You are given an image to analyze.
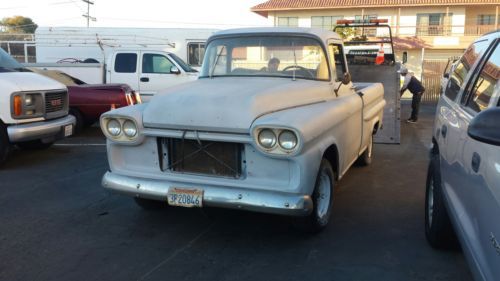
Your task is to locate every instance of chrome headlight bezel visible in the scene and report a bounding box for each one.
[253,127,301,155]
[101,116,140,143]
[10,92,44,119]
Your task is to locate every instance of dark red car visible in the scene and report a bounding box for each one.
[28,68,141,132]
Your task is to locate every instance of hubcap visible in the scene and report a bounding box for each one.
[316,171,332,220]
[427,177,435,227]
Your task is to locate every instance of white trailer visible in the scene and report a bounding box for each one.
[34,27,218,67]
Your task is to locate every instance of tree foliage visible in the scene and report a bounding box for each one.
[1,16,38,33]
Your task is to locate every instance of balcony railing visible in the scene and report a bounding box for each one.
[395,24,497,37]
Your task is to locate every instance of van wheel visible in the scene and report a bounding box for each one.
[134,197,167,210]
[69,108,84,134]
[357,134,373,166]
[0,123,10,165]
[294,159,335,233]
[425,154,458,249]
[17,140,54,150]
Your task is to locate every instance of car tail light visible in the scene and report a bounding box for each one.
[125,93,134,105]
[14,96,22,116]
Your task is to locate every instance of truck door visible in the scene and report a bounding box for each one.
[138,51,195,102]
[328,41,362,170]
[108,52,140,92]
[456,42,500,280]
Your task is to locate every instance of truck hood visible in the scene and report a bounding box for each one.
[143,77,332,133]
[0,72,66,93]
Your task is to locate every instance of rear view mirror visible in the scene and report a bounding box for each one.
[468,107,500,146]
[170,66,181,75]
[342,72,351,85]
[402,52,408,64]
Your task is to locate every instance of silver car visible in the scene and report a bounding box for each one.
[425,30,500,281]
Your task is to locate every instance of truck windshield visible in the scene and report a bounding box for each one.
[0,48,23,72]
[199,36,330,81]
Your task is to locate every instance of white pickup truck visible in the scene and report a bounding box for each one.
[25,50,199,102]
[100,27,387,232]
[0,48,75,165]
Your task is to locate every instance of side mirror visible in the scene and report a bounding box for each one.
[443,73,450,79]
[468,107,500,146]
[402,52,408,64]
[342,72,351,85]
[170,66,181,75]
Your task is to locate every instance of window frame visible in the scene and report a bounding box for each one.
[461,39,500,115]
[187,42,205,67]
[141,53,175,74]
[328,41,347,82]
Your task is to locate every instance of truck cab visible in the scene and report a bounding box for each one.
[0,48,75,165]
[107,50,199,102]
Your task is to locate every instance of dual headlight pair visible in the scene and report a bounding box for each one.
[105,117,138,140]
[255,128,299,154]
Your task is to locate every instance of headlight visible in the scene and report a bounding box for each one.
[107,119,121,136]
[122,120,137,137]
[258,129,277,149]
[24,95,33,106]
[278,130,297,150]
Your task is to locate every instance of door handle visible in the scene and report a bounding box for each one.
[441,125,447,138]
[471,152,481,173]
[140,77,149,82]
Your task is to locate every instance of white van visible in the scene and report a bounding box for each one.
[0,48,75,165]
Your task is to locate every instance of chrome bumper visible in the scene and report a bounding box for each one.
[102,172,313,217]
[7,115,76,143]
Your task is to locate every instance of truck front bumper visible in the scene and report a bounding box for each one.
[102,172,313,217]
[7,115,76,143]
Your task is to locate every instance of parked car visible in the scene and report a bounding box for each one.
[28,68,141,132]
[425,30,499,280]
[26,50,199,102]
[99,27,387,232]
[0,48,75,165]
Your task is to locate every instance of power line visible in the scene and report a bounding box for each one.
[81,0,96,28]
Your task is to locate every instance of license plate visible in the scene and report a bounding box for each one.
[64,124,73,137]
[167,188,203,208]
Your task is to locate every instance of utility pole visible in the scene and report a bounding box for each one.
[82,0,96,28]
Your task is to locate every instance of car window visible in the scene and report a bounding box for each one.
[142,53,174,74]
[444,40,489,101]
[329,44,346,82]
[114,53,137,73]
[464,42,500,113]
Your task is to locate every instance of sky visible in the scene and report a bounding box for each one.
[0,0,271,29]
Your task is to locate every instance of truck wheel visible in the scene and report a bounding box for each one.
[425,154,458,249]
[294,159,335,233]
[0,123,10,165]
[356,134,373,166]
[69,108,84,134]
[134,197,167,210]
[17,140,54,150]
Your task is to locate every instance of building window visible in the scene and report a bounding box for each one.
[477,14,496,25]
[417,13,452,36]
[187,42,205,66]
[311,16,343,30]
[277,17,298,27]
[353,15,378,36]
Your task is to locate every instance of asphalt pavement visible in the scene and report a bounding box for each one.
[0,102,473,281]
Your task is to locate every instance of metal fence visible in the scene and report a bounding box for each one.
[421,59,449,104]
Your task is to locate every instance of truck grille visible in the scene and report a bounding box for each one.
[158,138,242,178]
[44,90,68,119]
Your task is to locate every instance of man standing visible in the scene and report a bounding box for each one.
[399,66,425,123]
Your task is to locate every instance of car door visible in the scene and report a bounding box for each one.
[437,39,490,221]
[138,52,193,102]
[109,52,140,91]
[458,40,500,280]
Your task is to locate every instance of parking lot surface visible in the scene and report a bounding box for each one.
[0,103,472,281]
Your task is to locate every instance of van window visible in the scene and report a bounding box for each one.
[464,42,500,113]
[444,40,489,101]
[114,53,137,73]
[142,54,174,74]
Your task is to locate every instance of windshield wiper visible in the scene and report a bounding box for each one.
[210,46,225,79]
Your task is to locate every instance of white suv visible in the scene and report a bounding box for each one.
[425,31,499,281]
